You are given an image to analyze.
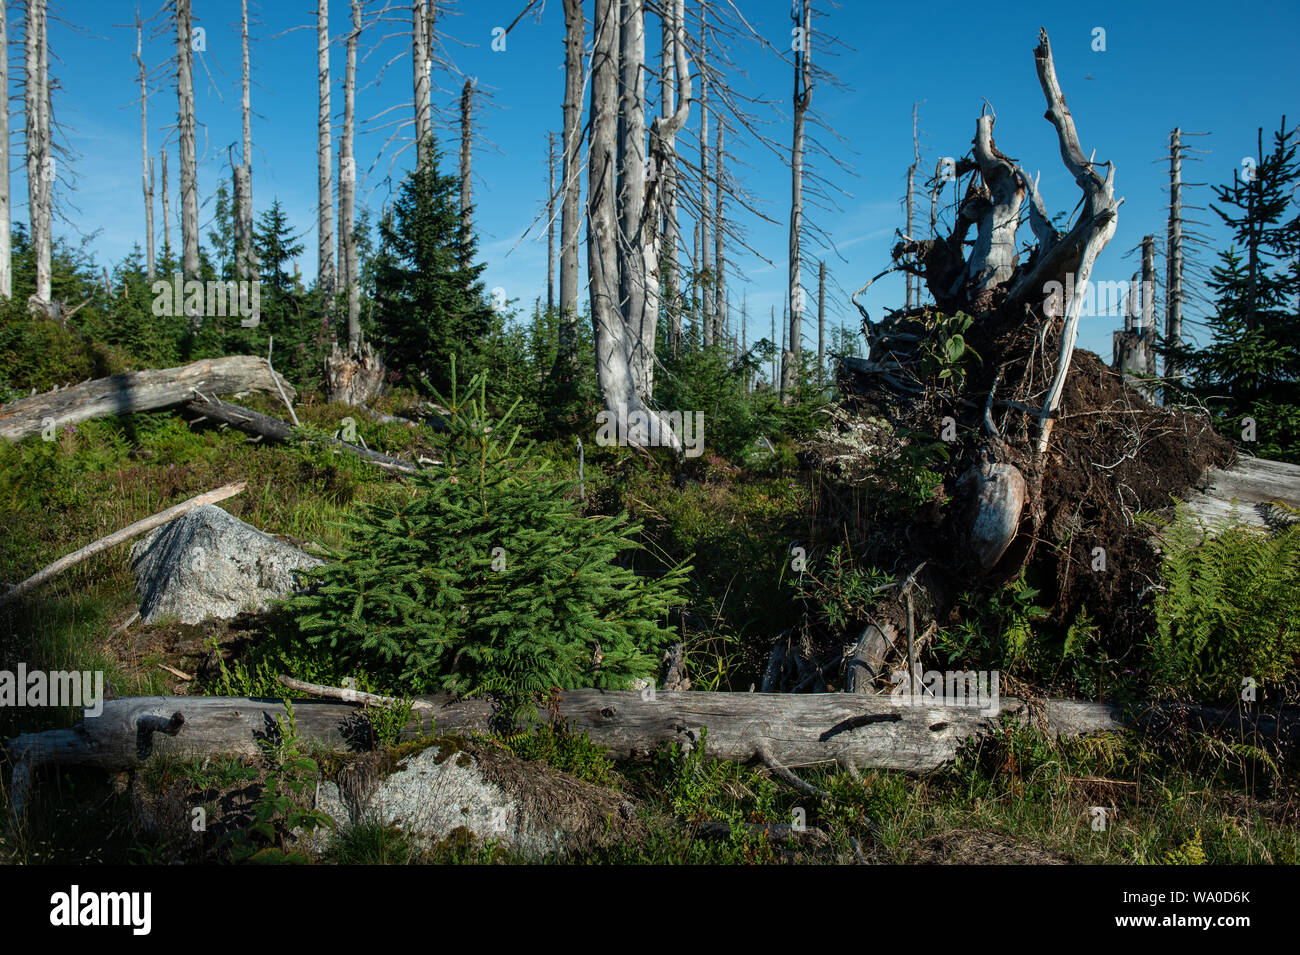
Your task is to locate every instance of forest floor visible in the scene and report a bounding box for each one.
[1,379,1297,865]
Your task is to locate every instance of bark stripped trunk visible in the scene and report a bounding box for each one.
[770,306,777,386]
[0,3,10,299]
[636,0,689,396]
[547,130,555,313]
[25,0,51,309]
[556,0,583,368]
[459,77,474,269]
[588,0,680,454]
[905,101,921,310]
[781,0,811,402]
[134,19,155,283]
[316,2,335,308]
[160,149,171,261]
[660,5,681,358]
[339,0,361,348]
[1165,127,1184,384]
[697,6,712,347]
[618,0,650,397]
[0,356,293,442]
[236,0,255,283]
[16,691,1290,798]
[176,0,199,282]
[325,2,382,414]
[817,259,825,379]
[713,120,726,343]
[411,0,432,170]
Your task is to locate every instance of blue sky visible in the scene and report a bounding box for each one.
[23,0,1300,366]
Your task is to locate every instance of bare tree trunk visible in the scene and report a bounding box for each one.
[1165,127,1183,385]
[133,21,155,283]
[25,0,51,308]
[175,0,199,281]
[324,0,381,406]
[316,2,335,308]
[613,0,644,394]
[459,77,474,268]
[660,6,681,359]
[0,3,10,299]
[770,305,776,387]
[781,299,787,364]
[713,120,726,343]
[698,5,712,347]
[340,0,361,347]
[634,0,689,398]
[160,149,171,262]
[236,0,255,282]
[547,130,555,313]
[411,0,431,170]
[817,259,825,380]
[588,0,680,454]
[906,102,921,310]
[781,0,811,402]
[557,0,583,368]
[741,295,748,392]
[692,217,700,336]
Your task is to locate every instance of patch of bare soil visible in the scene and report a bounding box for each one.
[906,827,1075,865]
[107,610,270,692]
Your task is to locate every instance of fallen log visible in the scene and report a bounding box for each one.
[0,482,246,606]
[1182,455,1300,530]
[8,690,1296,781]
[184,393,425,474]
[0,356,294,442]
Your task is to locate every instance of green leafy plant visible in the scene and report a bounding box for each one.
[1163,830,1207,865]
[934,576,1050,672]
[914,311,982,389]
[224,702,336,864]
[1147,509,1300,702]
[794,544,891,634]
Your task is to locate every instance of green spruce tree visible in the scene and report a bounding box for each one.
[283,363,690,700]
[374,145,495,395]
[1173,118,1300,462]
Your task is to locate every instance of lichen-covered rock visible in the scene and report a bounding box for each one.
[306,739,639,860]
[129,504,322,624]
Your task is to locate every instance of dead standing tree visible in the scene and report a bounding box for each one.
[588,0,690,453]
[235,0,256,283]
[131,14,156,283]
[838,29,1132,692]
[316,1,336,310]
[555,0,584,371]
[0,3,11,299]
[325,0,384,405]
[781,0,811,403]
[175,0,199,282]
[25,0,52,310]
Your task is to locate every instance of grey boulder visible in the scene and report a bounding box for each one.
[305,740,639,860]
[129,503,323,624]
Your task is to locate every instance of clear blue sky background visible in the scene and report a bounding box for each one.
[25,0,1300,367]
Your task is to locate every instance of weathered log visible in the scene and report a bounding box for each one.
[0,356,295,442]
[184,393,425,474]
[8,692,1295,785]
[0,482,246,606]
[1182,455,1300,530]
